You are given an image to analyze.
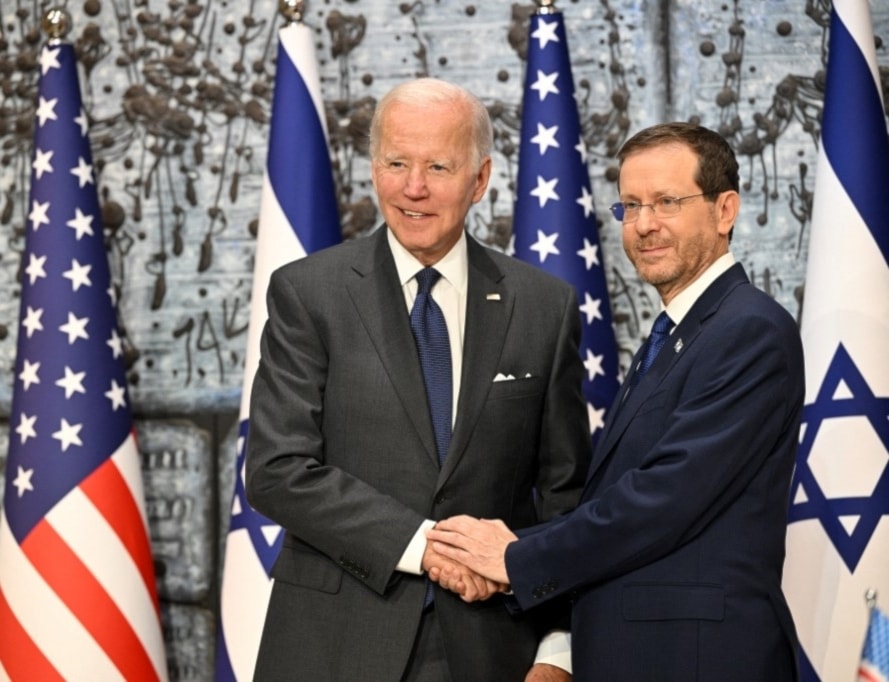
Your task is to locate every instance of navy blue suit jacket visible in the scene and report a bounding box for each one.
[506,263,804,681]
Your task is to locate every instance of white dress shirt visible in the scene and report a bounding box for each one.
[386,229,571,671]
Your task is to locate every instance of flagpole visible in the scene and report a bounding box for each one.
[280,0,304,23]
[866,589,877,612]
[41,6,70,39]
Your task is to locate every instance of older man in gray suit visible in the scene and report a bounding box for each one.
[245,78,591,681]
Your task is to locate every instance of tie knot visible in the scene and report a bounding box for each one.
[415,267,442,295]
[650,311,672,336]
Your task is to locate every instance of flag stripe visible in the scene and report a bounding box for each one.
[47,482,166,677]
[24,519,159,681]
[267,24,340,254]
[217,531,273,678]
[820,7,889,262]
[111,432,151,529]
[239,178,307,404]
[0,515,122,680]
[858,667,884,682]
[80,444,159,613]
[0,582,63,681]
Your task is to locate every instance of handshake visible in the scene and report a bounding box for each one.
[422,515,518,603]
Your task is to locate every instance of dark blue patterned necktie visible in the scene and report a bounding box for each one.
[410,268,452,466]
[635,311,673,381]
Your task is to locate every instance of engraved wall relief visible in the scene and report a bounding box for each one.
[0,0,886,677]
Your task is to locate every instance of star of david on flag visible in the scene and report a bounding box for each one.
[782,1,889,680]
[215,19,341,682]
[0,39,167,680]
[512,8,620,443]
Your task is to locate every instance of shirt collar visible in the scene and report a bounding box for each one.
[664,251,735,326]
[387,228,468,295]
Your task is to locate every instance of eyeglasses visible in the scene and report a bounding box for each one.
[609,193,709,223]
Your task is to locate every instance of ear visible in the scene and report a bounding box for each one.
[716,190,740,237]
[471,157,493,204]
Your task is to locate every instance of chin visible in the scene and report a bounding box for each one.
[640,268,677,288]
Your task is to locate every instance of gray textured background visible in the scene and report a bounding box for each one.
[1,0,887,678]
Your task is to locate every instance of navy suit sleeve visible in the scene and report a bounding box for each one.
[505,295,804,610]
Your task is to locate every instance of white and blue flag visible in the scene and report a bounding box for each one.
[783,1,889,679]
[215,20,341,681]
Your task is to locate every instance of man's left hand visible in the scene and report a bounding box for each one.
[426,515,516,584]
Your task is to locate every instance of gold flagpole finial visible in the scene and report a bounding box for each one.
[279,0,305,24]
[535,0,557,15]
[41,7,72,42]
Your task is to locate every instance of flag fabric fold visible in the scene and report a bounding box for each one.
[215,21,341,681]
[512,9,620,442]
[783,0,889,679]
[0,41,167,681]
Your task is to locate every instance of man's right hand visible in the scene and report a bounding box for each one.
[422,542,507,602]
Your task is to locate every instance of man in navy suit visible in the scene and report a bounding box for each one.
[245,78,590,681]
[429,122,804,681]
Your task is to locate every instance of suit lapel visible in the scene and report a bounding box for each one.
[585,263,750,487]
[346,229,440,466]
[439,237,511,483]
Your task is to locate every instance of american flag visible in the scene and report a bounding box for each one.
[782,0,889,679]
[215,20,341,681]
[512,8,620,442]
[0,41,167,680]
[860,597,889,682]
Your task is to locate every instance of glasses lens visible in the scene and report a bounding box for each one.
[655,197,680,216]
[609,203,625,221]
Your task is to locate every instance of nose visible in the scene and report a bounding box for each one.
[403,166,429,199]
[633,206,660,235]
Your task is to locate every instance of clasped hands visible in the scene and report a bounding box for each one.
[423,515,517,603]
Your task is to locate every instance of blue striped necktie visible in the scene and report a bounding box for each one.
[410,268,452,466]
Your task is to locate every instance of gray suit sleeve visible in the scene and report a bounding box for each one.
[245,266,426,596]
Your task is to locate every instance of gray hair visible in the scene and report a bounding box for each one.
[368,78,493,171]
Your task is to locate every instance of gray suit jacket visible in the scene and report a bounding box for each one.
[245,227,591,681]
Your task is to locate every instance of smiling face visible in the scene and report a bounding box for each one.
[619,142,739,304]
[371,98,491,266]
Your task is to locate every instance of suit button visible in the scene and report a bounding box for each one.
[434,491,450,505]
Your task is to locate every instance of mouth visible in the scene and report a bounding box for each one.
[638,243,670,257]
[401,209,429,219]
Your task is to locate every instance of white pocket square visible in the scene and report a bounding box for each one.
[493,372,533,382]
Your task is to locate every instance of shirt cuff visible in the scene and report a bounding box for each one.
[534,630,571,673]
[396,519,436,575]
